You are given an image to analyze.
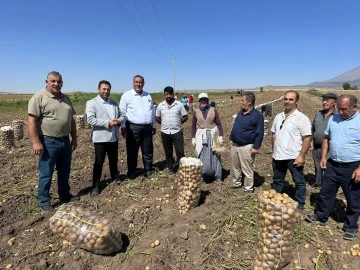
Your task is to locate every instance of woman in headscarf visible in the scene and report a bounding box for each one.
[191,93,224,182]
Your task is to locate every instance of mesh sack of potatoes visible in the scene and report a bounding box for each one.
[49,204,123,255]
[254,190,301,270]
[1,126,15,149]
[75,115,86,130]
[11,120,24,140]
[177,157,203,215]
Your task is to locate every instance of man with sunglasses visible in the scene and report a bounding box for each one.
[270,90,312,209]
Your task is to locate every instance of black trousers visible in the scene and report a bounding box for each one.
[93,141,119,187]
[160,131,185,170]
[316,159,360,233]
[126,121,153,176]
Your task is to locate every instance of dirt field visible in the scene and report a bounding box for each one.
[1,90,360,270]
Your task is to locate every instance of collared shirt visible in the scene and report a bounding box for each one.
[271,109,312,160]
[102,98,117,142]
[156,100,187,134]
[230,108,264,149]
[119,89,155,128]
[28,89,75,137]
[325,112,360,162]
[312,109,337,147]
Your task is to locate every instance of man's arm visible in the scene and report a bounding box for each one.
[70,117,78,151]
[294,135,312,167]
[271,132,275,152]
[320,135,330,169]
[156,116,161,124]
[27,114,43,155]
[181,115,188,124]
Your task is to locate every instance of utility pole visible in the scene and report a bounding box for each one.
[170,57,179,91]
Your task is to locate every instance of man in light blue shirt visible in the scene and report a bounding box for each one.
[119,75,156,178]
[306,94,360,241]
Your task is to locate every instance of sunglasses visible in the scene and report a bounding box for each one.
[280,119,285,130]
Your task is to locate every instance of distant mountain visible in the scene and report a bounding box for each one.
[308,66,360,88]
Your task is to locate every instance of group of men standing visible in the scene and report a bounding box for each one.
[27,72,189,210]
[27,71,360,241]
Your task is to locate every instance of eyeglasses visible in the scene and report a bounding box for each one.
[280,119,285,130]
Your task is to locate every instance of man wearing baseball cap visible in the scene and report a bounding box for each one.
[311,93,337,187]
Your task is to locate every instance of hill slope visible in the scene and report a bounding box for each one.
[308,66,360,88]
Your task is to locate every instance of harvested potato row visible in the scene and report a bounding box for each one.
[176,157,203,215]
[75,115,86,130]
[254,189,300,270]
[11,120,24,140]
[49,204,123,255]
[1,126,14,149]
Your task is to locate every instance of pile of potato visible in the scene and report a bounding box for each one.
[1,126,14,149]
[254,190,301,270]
[49,204,123,255]
[176,157,203,215]
[11,120,24,140]
[75,115,86,130]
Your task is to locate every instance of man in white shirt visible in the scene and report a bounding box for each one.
[271,90,312,209]
[156,86,188,174]
[86,80,124,195]
[119,75,156,178]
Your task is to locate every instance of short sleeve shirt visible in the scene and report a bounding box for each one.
[156,100,187,134]
[28,89,76,137]
[271,109,312,160]
[325,112,360,162]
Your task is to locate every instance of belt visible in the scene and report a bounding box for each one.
[329,158,359,166]
[127,121,151,127]
[43,135,69,141]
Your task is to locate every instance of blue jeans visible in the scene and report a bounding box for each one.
[316,159,360,233]
[271,159,306,207]
[38,136,72,206]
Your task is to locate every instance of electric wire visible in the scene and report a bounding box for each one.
[150,0,175,58]
[130,0,171,59]
[114,0,168,61]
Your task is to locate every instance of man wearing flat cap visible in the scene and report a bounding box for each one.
[311,93,337,187]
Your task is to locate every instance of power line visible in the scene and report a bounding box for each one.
[150,0,174,58]
[114,0,167,61]
[130,0,171,59]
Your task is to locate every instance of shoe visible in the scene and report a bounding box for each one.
[297,204,305,210]
[90,187,99,196]
[215,178,222,185]
[40,204,54,212]
[144,171,153,179]
[305,214,326,226]
[60,195,80,203]
[230,183,242,189]
[244,188,254,193]
[343,232,357,241]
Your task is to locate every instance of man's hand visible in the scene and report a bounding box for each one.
[352,167,360,183]
[218,136,224,146]
[32,142,44,155]
[71,137,77,152]
[250,148,259,154]
[320,158,327,169]
[192,138,196,147]
[152,128,156,135]
[294,155,305,167]
[109,120,118,127]
[121,128,127,138]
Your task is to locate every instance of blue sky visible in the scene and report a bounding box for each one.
[1,0,359,93]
